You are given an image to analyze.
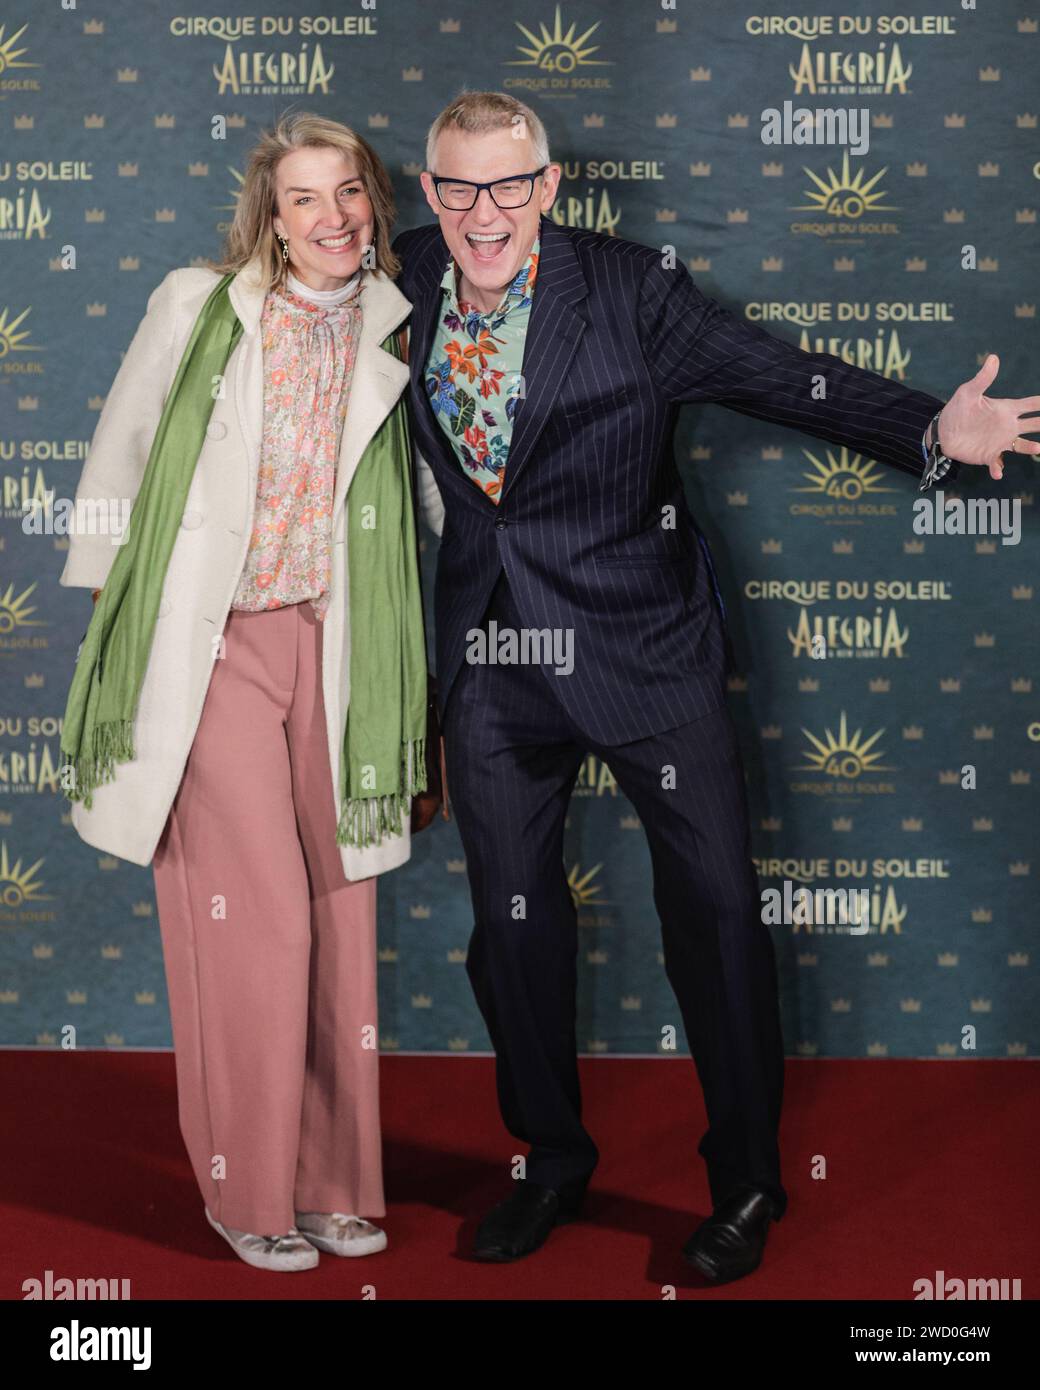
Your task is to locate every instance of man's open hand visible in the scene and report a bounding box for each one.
[937,354,1040,481]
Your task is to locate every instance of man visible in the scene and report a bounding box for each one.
[392,91,1038,1282]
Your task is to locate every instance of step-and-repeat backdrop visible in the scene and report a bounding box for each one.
[1,1,1036,1057]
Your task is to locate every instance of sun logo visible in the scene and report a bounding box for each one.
[508,5,612,72]
[217,165,245,215]
[0,580,43,636]
[0,304,42,361]
[0,842,50,908]
[795,714,895,779]
[791,152,897,219]
[792,447,895,501]
[0,22,41,78]
[567,861,610,908]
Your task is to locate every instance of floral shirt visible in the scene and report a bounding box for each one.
[424,234,539,503]
[232,278,363,617]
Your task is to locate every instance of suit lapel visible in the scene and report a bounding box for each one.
[404,230,472,484]
[499,216,588,503]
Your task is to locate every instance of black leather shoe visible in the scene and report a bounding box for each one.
[472,1180,585,1262]
[682,1186,776,1285]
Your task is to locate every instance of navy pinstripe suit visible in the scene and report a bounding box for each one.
[393,214,947,1215]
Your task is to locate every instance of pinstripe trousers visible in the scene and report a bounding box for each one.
[443,571,787,1219]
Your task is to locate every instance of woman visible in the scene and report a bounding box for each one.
[59,112,442,1271]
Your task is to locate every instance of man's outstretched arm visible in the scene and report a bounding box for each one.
[638,259,1038,487]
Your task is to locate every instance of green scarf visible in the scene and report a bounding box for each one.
[60,271,427,850]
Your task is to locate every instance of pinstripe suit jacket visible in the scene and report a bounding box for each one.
[393,214,947,745]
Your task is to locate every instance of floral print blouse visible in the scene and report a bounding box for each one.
[425,234,540,503]
[232,274,363,618]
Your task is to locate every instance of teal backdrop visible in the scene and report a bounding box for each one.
[0,0,1036,1058]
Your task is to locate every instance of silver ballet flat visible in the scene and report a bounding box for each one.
[294,1211,388,1257]
[205,1205,319,1271]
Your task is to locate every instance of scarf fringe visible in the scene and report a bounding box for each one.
[63,719,136,809]
[336,736,428,849]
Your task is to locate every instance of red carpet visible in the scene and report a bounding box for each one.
[2,1053,1035,1300]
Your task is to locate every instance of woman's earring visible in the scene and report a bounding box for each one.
[277,234,289,262]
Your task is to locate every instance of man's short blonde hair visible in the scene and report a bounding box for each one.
[425,90,551,173]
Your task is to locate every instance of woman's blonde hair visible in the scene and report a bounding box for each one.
[207,109,400,289]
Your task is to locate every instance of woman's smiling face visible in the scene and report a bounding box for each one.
[272,145,375,292]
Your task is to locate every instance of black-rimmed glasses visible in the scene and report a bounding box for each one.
[430,167,548,211]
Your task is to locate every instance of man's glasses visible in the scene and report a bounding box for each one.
[430,167,548,212]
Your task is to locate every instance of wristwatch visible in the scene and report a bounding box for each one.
[919,408,955,491]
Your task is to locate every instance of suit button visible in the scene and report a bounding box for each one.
[206,419,227,441]
[181,510,203,529]
[494,518,507,530]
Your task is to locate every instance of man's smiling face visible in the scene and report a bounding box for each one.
[421,125,560,315]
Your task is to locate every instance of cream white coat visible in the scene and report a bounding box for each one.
[61,254,444,880]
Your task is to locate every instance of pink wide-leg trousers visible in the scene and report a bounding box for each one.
[152,602,384,1234]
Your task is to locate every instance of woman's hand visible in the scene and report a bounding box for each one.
[410,736,451,832]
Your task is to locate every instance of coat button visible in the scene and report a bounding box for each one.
[495,518,507,530]
[181,510,203,529]
[206,419,227,441]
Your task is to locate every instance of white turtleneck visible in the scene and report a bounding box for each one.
[286,268,361,306]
